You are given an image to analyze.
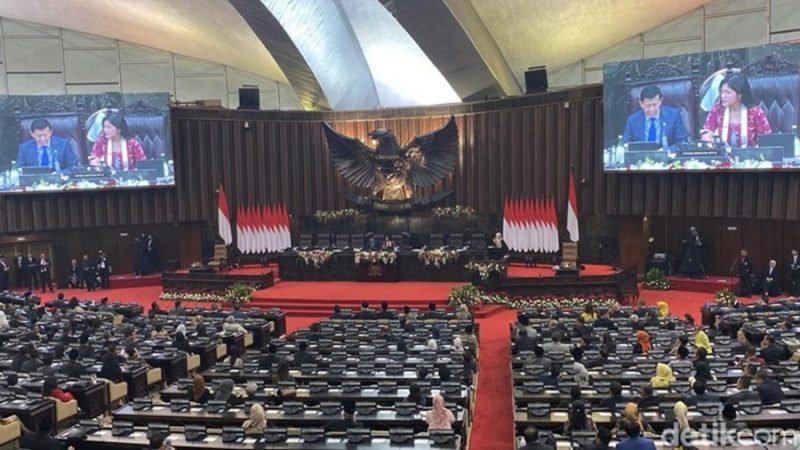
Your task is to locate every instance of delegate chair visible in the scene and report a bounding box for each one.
[206,244,228,271]
[119,100,170,159]
[744,54,800,133]
[430,233,445,248]
[335,234,351,249]
[299,234,314,249]
[449,233,464,249]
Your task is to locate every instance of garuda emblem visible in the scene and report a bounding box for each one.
[322,116,458,202]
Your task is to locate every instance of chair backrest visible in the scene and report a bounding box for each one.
[449,233,463,248]
[299,234,314,248]
[469,232,486,250]
[629,76,697,136]
[120,100,170,159]
[17,109,83,162]
[430,233,444,248]
[744,55,800,133]
[335,234,351,249]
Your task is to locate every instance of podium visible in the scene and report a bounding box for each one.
[555,242,580,276]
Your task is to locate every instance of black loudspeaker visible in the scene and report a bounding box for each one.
[238,86,260,110]
[525,66,548,94]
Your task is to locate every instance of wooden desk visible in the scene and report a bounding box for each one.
[145,352,187,384]
[113,404,465,431]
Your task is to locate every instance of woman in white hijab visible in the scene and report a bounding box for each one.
[243,403,267,435]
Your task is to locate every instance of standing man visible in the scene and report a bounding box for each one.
[736,250,754,297]
[14,252,26,289]
[147,234,159,273]
[622,85,689,149]
[0,254,9,291]
[788,249,800,296]
[96,251,111,289]
[25,252,39,290]
[679,227,705,279]
[82,255,96,292]
[38,253,53,293]
[763,260,780,297]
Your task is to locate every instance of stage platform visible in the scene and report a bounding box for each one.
[108,273,162,289]
[248,281,482,316]
[506,263,617,278]
[666,275,738,293]
[162,265,274,291]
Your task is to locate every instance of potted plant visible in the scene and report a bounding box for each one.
[226,283,255,306]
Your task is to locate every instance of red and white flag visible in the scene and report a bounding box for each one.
[502,197,511,250]
[236,205,245,253]
[217,184,232,245]
[280,204,291,250]
[567,173,580,242]
[548,198,559,252]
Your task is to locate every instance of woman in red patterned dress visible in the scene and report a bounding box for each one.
[89,113,146,171]
[701,73,771,149]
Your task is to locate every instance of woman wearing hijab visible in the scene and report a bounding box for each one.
[215,379,244,406]
[695,330,713,354]
[425,395,455,431]
[672,401,697,449]
[656,301,670,319]
[650,363,674,389]
[243,403,267,435]
[452,337,464,354]
[190,375,211,404]
[223,316,246,334]
[99,347,123,383]
[173,332,192,354]
[623,402,653,434]
[563,400,596,436]
[455,305,471,321]
[600,332,616,354]
[0,307,9,330]
[635,330,651,354]
[427,338,438,351]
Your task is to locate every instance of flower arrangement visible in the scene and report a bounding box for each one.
[226,283,255,306]
[190,261,203,268]
[714,288,739,307]
[297,249,335,268]
[447,284,482,308]
[313,209,360,224]
[354,250,397,265]
[159,290,228,303]
[446,284,618,310]
[433,205,476,220]
[418,248,460,268]
[643,268,671,290]
[465,261,506,281]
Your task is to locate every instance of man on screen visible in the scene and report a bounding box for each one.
[16,118,78,173]
[623,85,688,149]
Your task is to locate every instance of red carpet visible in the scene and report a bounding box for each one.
[507,263,616,278]
[666,275,737,293]
[469,309,516,450]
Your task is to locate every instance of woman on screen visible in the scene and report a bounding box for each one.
[701,73,771,148]
[89,113,146,171]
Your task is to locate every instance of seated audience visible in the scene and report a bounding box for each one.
[538,364,561,387]
[190,374,211,404]
[43,376,74,402]
[650,362,674,388]
[616,418,656,450]
[325,401,362,432]
[563,400,596,435]
[685,380,718,407]
[595,381,626,411]
[61,349,87,378]
[519,425,554,450]
[376,301,397,319]
[242,403,267,435]
[354,302,375,320]
[425,394,455,431]
[637,385,663,410]
[755,368,785,405]
[724,376,759,406]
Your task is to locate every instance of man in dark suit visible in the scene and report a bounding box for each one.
[375,301,397,320]
[514,328,537,353]
[16,118,78,174]
[0,254,9,291]
[755,368,785,405]
[96,250,111,289]
[25,252,38,290]
[324,401,363,432]
[788,249,800,296]
[13,252,26,289]
[353,302,375,320]
[81,255,96,292]
[61,349,87,378]
[518,426,554,450]
[736,249,754,297]
[684,380,719,407]
[760,334,788,366]
[762,259,780,297]
[38,253,53,293]
[622,85,688,150]
[724,376,760,407]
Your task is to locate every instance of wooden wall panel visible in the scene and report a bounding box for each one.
[0,83,797,259]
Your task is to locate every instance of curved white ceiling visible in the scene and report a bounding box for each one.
[470,0,712,86]
[0,0,288,83]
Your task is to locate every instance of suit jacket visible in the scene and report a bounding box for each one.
[622,105,688,149]
[16,135,77,173]
[764,266,779,282]
[737,257,753,277]
[616,436,657,450]
[789,255,800,276]
[14,256,25,270]
[757,379,785,405]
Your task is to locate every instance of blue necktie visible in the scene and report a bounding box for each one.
[647,118,657,142]
[40,146,49,167]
